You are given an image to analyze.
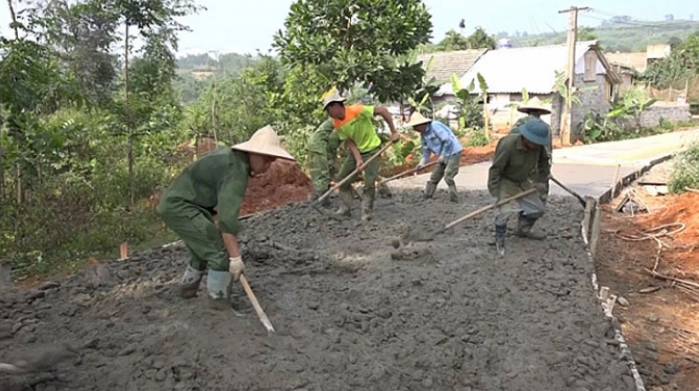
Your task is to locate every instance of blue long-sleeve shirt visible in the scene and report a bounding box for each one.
[420,121,463,164]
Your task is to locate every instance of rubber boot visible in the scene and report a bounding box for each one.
[361,193,374,223]
[178,266,204,299]
[206,270,232,311]
[448,184,458,203]
[423,182,437,200]
[335,190,353,217]
[495,224,506,256]
[516,212,547,240]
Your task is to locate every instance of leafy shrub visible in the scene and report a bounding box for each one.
[669,143,699,193]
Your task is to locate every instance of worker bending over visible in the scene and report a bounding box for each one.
[509,97,553,204]
[323,90,399,222]
[307,118,341,206]
[157,126,296,310]
[488,118,551,256]
[406,112,463,202]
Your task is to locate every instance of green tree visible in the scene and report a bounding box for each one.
[466,26,496,50]
[272,0,433,103]
[436,29,470,51]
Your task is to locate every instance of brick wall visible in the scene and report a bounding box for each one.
[628,102,692,128]
[572,74,611,141]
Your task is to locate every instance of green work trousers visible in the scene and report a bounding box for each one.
[158,201,229,272]
[308,130,341,192]
[428,153,461,187]
[494,178,546,227]
[336,146,381,204]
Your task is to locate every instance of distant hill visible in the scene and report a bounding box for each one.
[176,52,259,76]
[505,20,699,52]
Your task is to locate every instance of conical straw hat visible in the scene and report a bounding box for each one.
[517,97,551,114]
[405,112,431,128]
[232,125,296,161]
[322,91,347,109]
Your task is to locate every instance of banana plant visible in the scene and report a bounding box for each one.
[476,72,490,141]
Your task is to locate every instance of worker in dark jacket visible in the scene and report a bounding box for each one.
[488,118,551,257]
[157,125,295,310]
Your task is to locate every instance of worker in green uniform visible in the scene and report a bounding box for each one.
[307,118,341,206]
[509,97,553,205]
[156,125,296,310]
[488,118,551,257]
[322,90,400,222]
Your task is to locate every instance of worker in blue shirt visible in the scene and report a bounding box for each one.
[406,112,463,202]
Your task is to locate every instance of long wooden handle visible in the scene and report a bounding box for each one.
[378,160,440,185]
[239,274,275,333]
[550,176,585,204]
[316,142,394,203]
[436,188,538,234]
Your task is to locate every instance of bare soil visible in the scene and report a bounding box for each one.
[2,191,636,391]
[594,159,699,390]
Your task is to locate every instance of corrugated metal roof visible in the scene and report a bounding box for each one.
[415,49,487,84]
[436,40,602,96]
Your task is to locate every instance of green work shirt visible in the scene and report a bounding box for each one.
[332,104,381,153]
[160,147,249,235]
[487,133,550,197]
[307,119,336,154]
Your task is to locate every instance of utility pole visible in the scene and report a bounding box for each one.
[558,6,590,146]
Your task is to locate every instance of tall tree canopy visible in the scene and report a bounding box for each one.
[272,0,433,103]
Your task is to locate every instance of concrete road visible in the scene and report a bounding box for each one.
[391,129,699,201]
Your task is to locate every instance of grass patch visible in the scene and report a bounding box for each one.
[462,129,490,147]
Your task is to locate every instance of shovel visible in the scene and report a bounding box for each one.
[311,142,394,217]
[550,176,586,207]
[377,161,440,187]
[393,188,538,248]
[239,274,275,334]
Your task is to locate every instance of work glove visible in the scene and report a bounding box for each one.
[228,256,245,281]
[437,155,446,165]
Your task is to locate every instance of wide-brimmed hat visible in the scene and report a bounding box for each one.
[405,112,431,128]
[519,118,550,146]
[232,125,296,161]
[322,90,347,109]
[517,97,551,114]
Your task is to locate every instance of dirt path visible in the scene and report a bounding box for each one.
[595,159,699,390]
[2,190,636,391]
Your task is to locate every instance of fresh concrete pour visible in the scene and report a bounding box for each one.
[1,190,637,390]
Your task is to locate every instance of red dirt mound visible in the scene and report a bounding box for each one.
[619,191,699,271]
[241,159,313,215]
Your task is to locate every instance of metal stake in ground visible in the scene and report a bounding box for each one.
[392,188,538,248]
[311,142,394,217]
[238,274,275,333]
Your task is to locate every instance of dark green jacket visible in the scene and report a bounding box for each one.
[488,133,550,197]
[159,147,249,235]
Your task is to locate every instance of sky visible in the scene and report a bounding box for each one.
[2,0,698,57]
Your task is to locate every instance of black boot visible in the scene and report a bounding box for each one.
[495,224,506,256]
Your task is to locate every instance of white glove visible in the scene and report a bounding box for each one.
[229,256,245,281]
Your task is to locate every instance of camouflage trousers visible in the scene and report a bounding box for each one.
[337,146,382,206]
[307,129,341,192]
